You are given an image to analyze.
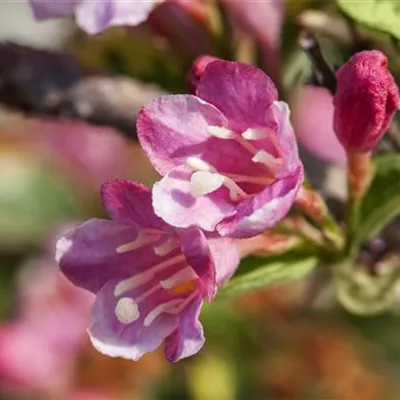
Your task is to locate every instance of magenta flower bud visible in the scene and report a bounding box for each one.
[333,50,400,152]
[187,55,220,94]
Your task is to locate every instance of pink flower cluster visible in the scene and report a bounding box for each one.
[55,59,303,363]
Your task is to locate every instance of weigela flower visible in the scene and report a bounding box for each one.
[221,0,284,80]
[28,0,161,34]
[0,257,92,397]
[333,50,400,152]
[56,179,239,362]
[138,60,303,238]
[291,85,346,165]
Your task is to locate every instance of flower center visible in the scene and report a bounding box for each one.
[186,126,283,201]
[113,242,198,327]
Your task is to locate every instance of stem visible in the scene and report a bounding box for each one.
[298,30,337,95]
[296,185,344,251]
[346,151,374,257]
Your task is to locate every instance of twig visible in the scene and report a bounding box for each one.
[0,42,164,137]
[298,31,337,95]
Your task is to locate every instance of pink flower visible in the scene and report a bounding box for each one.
[333,50,400,152]
[138,60,303,238]
[221,0,284,81]
[0,257,92,397]
[291,85,346,165]
[28,0,161,34]
[56,179,239,362]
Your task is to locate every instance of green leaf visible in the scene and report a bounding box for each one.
[353,154,400,251]
[218,253,318,298]
[337,0,400,40]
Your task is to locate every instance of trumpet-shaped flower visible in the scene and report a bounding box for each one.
[138,60,303,238]
[28,0,160,34]
[56,179,239,362]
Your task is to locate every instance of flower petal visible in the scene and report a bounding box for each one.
[207,237,240,288]
[101,179,170,231]
[56,219,175,293]
[164,295,204,362]
[75,0,157,34]
[137,94,227,175]
[217,167,303,238]
[178,227,216,301]
[152,166,236,232]
[28,0,79,19]
[290,86,346,165]
[197,60,278,132]
[272,101,304,177]
[88,280,178,361]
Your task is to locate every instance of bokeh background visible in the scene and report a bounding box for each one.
[0,1,400,399]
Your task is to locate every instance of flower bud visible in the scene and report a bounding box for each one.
[187,55,220,94]
[333,50,400,152]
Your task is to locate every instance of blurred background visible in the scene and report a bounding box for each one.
[0,1,400,399]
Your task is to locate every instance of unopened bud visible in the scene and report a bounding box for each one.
[187,55,220,94]
[333,50,400,152]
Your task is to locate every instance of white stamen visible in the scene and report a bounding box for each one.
[114,254,186,297]
[208,125,235,139]
[160,267,196,290]
[166,291,199,315]
[153,237,179,256]
[115,297,140,324]
[223,176,249,201]
[143,299,182,327]
[252,150,283,174]
[135,282,162,303]
[185,157,215,172]
[224,172,273,186]
[116,231,160,254]
[190,171,225,197]
[234,134,259,155]
[241,128,271,140]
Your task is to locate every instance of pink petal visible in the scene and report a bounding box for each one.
[290,85,346,165]
[137,94,227,175]
[197,60,278,132]
[101,179,170,231]
[273,101,304,176]
[207,237,240,288]
[178,227,216,301]
[164,295,204,362]
[152,166,236,232]
[88,279,178,360]
[217,168,303,238]
[56,218,168,293]
[28,0,79,19]
[76,0,158,34]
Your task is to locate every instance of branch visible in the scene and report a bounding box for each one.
[298,31,337,95]
[0,43,164,137]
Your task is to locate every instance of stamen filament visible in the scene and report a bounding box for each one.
[167,290,199,315]
[143,299,182,327]
[114,254,186,297]
[153,237,179,256]
[116,232,160,254]
[224,172,274,185]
